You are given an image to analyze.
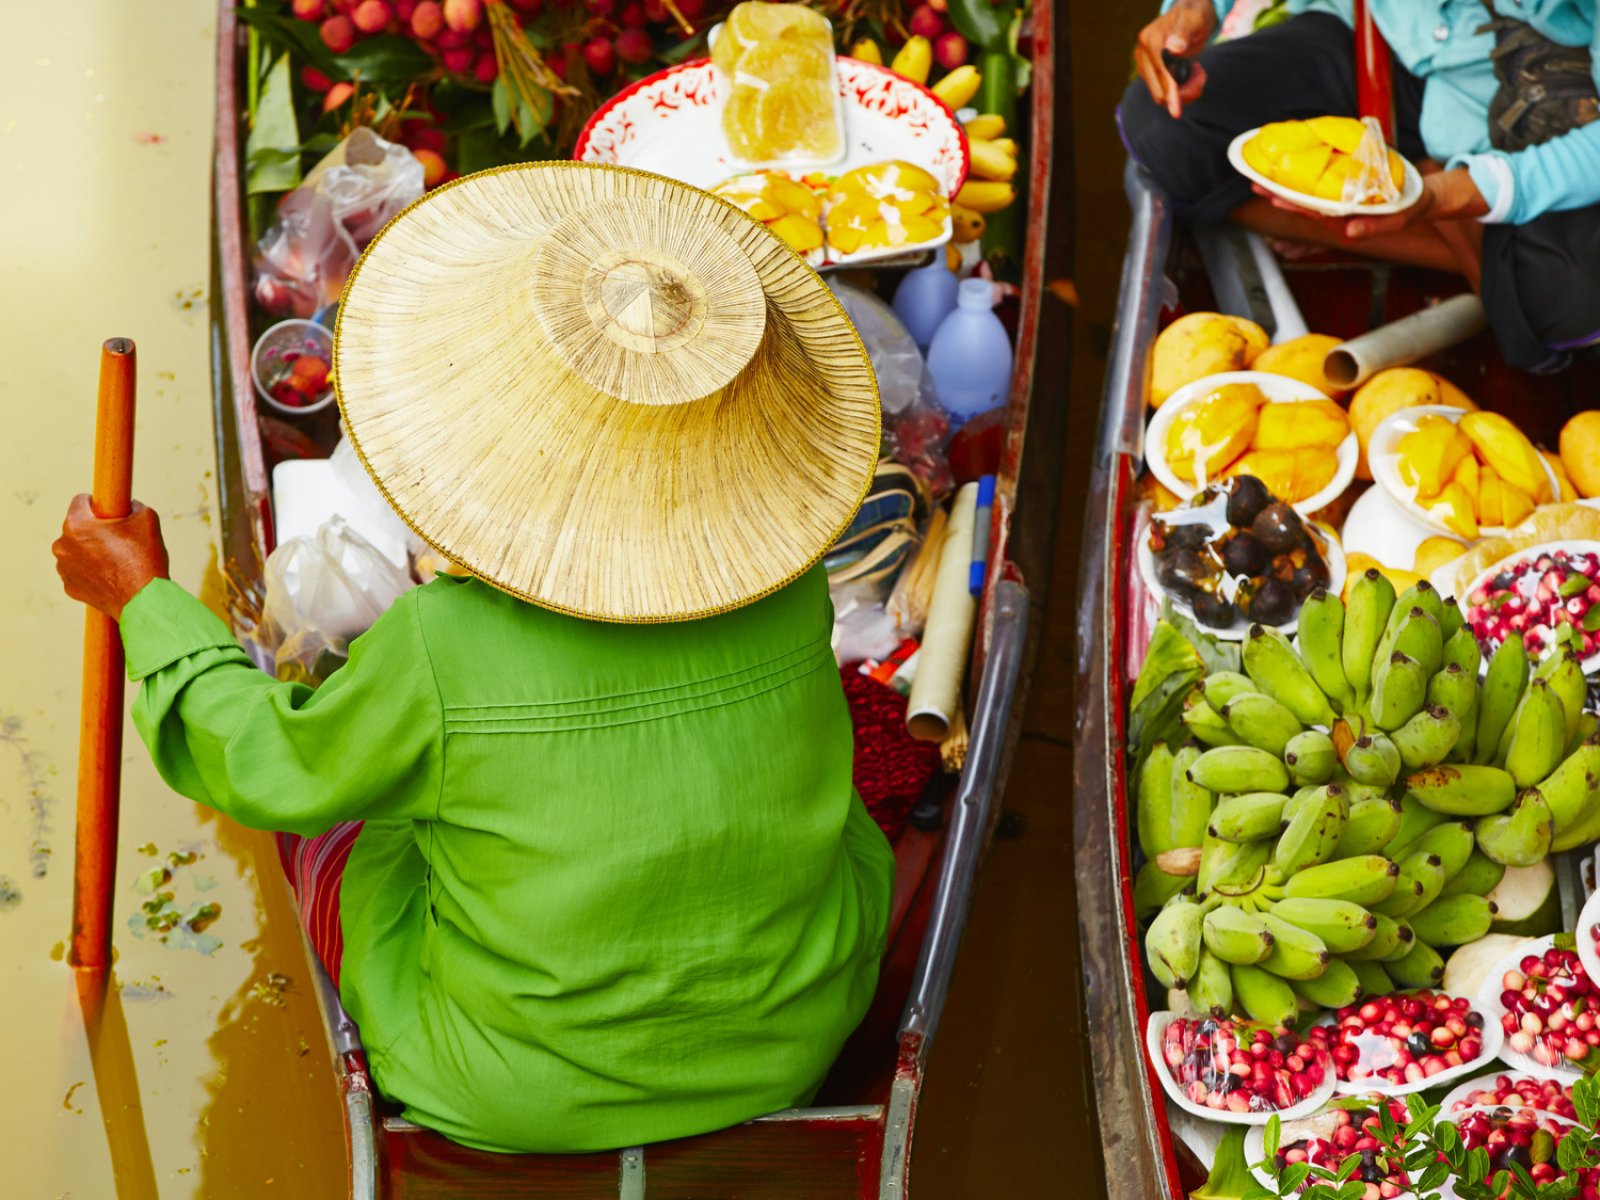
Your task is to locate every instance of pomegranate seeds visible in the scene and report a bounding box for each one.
[1467,548,1600,659]
[1497,945,1600,1072]
[1305,991,1490,1089]
[1160,1017,1331,1116]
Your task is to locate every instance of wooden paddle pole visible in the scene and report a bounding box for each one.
[70,338,137,972]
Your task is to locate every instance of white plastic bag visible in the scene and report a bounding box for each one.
[1348,116,1402,207]
[262,516,415,682]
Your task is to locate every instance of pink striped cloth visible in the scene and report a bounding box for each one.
[275,822,362,988]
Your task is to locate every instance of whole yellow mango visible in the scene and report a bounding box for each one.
[1251,334,1349,399]
[1252,399,1350,452]
[1559,411,1600,498]
[1349,368,1477,480]
[1149,313,1269,408]
[1164,382,1266,483]
[1457,411,1547,498]
[1413,536,1467,576]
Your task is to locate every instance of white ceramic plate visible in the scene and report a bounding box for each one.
[1145,371,1357,515]
[1145,1011,1338,1126]
[1316,997,1504,1097]
[1243,1096,1413,1196]
[1476,935,1590,1084]
[1439,1069,1574,1119]
[1227,127,1425,218]
[1578,889,1600,1012]
[573,57,967,269]
[1369,405,1561,543]
[1338,483,1442,578]
[1458,540,1600,673]
[1135,505,1347,641]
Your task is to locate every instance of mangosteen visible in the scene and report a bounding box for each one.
[1191,592,1237,630]
[1291,557,1331,599]
[1156,548,1213,603]
[1163,522,1212,552]
[1252,502,1306,555]
[1244,579,1296,627]
[1225,475,1271,527]
[1221,532,1269,578]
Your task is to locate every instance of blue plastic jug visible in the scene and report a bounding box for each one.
[891,259,959,350]
[926,278,1013,427]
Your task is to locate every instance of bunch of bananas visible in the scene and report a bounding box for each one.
[1138,569,1600,1029]
[848,41,1019,248]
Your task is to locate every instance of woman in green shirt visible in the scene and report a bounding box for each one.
[52,163,896,1154]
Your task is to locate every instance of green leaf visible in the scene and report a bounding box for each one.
[1560,572,1591,597]
[1277,1162,1311,1193]
[1584,603,1600,632]
[1332,1153,1361,1184]
[234,8,341,79]
[246,53,302,196]
[1466,1147,1490,1185]
[1576,1076,1600,1126]
[1433,1120,1459,1153]
[1417,1159,1451,1191]
[491,77,511,136]
[1264,1115,1281,1163]
[333,34,434,84]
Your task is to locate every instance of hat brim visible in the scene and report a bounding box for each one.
[333,162,881,623]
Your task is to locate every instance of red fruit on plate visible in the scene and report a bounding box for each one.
[934,30,968,70]
[443,0,482,33]
[352,0,392,33]
[615,27,652,63]
[410,0,444,37]
[320,14,357,52]
[908,5,944,39]
[584,36,616,75]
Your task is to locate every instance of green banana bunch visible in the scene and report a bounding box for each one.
[1182,693,1244,747]
[1281,855,1399,906]
[1136,741,1175,859]
[1408,894,1497,947]
[1146,893,1204,990]
[1274,785,1348,875]
[1230,962,1299,1026]
[1476,787,1554,867]
[1427,662,1479,763]
[1533,736,1600,834]
[1333,794,1402,858]
[1189,745,1291,794]
[1139,741,1213,857]
[1202,904,1276,965]
[1243,625,1336,727]
[1342,569,1397,705]
[1500,678,1567,788]
[1222,691,1304,756]
[1475,633,1529,764]
[1406,763,1517,816]
[1392,705,1462,771]
[1296,589,1354,712]
[1285,730,1337,785]
[1268,897,1376,954]
[1258,913,1332,980]
[1291,958,1363,1009]
[1188,947,1234,1017]
[1345,732,1401,787]
[1370,652,1428,731]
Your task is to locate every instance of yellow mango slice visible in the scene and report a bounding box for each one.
[1499,480,1536,529]
[1165,383,1266,484]
[767,212,823,253]
[1477,464,1503,528]
[1306,116,1367,155]
[1427,481,1480,540]
[1275,144,1333,196]
[1313,155,1362,202]
[1254,121,1324,157]
[1452,453,1479,498]
[1458,411,1546,498]
[1252,399,1350,452]
[1349,368,1477,480]
[765,174,821,219]
[1397,414,1473,501]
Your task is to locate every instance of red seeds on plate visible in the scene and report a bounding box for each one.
[1161,1017,1330,1115]
[1305,991,1488,1087]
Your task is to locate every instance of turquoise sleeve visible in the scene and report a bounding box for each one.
[121,579,443,835]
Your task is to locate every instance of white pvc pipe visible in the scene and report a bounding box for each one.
[1323,294,1487,388]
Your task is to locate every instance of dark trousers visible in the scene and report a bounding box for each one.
[1116,13,1600,373]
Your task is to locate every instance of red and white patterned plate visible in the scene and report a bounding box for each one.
[574,56,969,268]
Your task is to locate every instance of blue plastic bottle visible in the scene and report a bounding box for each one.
[891,259,959,350]
[926,278,1013,427]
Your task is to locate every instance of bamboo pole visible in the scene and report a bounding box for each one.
[70,338,136,972]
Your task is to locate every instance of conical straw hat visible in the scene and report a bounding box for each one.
[334,162,880,623]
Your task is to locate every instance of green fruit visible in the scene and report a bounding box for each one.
[1188,947,1234,1017]
[1475,788,1554,868]
[1274,786,1349,876]
[1343,569,1396,705]
[1198,671,1259,710]
[1370,652,1428,731]
[1189,746,1292,795]
[1428,662,1479,764]
[1137,742,1176,858]
[1438,597,1465,642]
[1223,691,1305,757]
[1502,679,1566,789]
[1345,732,1401,788]
[1243,625,1337,727]
[1438,850,1506,900]
[1392,705,1462,771]
[1442,625,1482,676]
[1231,963,1299,1027]
[1385,938,1445,988]
[1285,730,1337,786]
[1282,855,1400,906]
[1197,832,1274,895]
[1392,820,1476,881]
[1346,958,1396,998]
[1405,764,1518,816]
[1474,633,1529,765]
[1374,853,1446,919]
[1392,793,1449,851]
[1268,898,1377,955]
[1381,605,1443,679]
[1296,589,1354,712]
[1291,958,1363,1009]
[1343,913,1410,962]
[1540,651,1586,745]
[1258,914,1332,981]
[1407,894,1497,947]
[1134,861,1195,920]
[1333,795,1403,859]
[1536,738,1600,833]
[1146,893,1204,990]
[1209,792,1291,843]
[1182,694,1244,747]
[1203,904,1277,965]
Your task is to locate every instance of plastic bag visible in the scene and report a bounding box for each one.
[253,128,424,319]
[826,279,953,496]
[328,432,424,571]
[1348,116,1402,207]
[262,516,415,682]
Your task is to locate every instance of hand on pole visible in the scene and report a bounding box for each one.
[54,494,169,621]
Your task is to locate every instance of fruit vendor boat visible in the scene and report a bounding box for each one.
[207,0,1067,1194]
[1074,7,1600,1198]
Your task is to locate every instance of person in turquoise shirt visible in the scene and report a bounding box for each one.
[51,163,896,1154]
[1120,0,1600,372]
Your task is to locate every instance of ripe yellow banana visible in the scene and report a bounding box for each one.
[968,138,1018,182]
[950,202,985,244]
[963,113,1006,140]
[850,38,883,65]
[891,36,932,85]
[955,180,1015,213]
[931,64,981,109]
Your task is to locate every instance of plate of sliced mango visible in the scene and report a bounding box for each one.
[1227,116,1424,217]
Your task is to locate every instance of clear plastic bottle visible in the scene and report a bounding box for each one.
[891,259,960,350]
[926,278,1013,427]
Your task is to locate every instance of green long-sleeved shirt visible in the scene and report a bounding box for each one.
[121,568,894,1153]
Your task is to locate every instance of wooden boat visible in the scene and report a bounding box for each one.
[1074,9,1600,1198]
[208,2,1067,1194]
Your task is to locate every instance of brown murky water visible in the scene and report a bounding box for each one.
[0,4,345,1196]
